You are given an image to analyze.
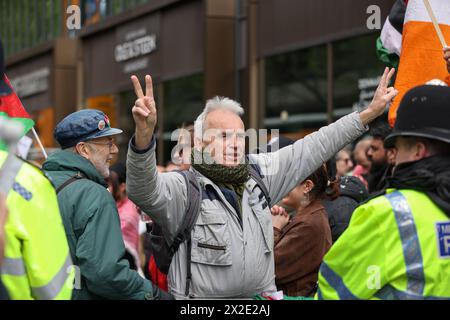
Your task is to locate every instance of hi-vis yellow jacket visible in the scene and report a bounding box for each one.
[317,189,450,300]
[0,151,74,300]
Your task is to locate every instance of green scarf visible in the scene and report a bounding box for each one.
[191,148,249,211]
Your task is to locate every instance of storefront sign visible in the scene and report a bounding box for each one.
[123,58,149,74]
[114,28,157,63]
[10,68,50,98]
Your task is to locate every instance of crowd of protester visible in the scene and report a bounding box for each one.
[0,41,449,301]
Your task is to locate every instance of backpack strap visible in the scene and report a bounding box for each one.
[172,170,201,297]
[185,237,193,297]
[55,172,86,273]
[56,172,85,194]
[248,163,272,208]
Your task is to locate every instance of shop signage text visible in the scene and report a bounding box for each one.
[115,30,157,63]
[10,68,50,98]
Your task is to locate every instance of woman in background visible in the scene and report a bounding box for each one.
[272,165,338,297]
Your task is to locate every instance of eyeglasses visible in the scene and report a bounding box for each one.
[86,140,116,151]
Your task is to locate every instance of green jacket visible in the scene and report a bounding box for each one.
[43,150,153,300]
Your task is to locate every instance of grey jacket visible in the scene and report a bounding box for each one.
[126,112,367,299]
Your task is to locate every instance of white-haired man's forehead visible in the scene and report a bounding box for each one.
[204,109,244,128]
[206,129,246,136]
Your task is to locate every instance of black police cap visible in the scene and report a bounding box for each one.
[385,84,450,148]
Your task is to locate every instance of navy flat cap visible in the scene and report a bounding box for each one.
[54,109,123,149]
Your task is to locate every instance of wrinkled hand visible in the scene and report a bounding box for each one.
[131,75,157,150]
[444,47,450,74]
[271,205,290,230]
[360,67,398,125]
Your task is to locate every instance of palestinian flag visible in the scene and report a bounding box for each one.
[0,74,34,134]
[377,0,408,68]
[389,0,450,126]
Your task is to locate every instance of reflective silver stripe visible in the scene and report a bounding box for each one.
[319,262,358,300]
[385,191,425,296]
[0,153,24,194]
[31,255,73,300]
[376,284,450,300]
[0,257,26,276]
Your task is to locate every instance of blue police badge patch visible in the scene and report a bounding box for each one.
[12,182,33,201]
[436,222,450,258]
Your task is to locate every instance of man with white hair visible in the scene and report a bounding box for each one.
[127,68,397,299]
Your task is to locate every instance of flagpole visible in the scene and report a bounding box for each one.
[423,0,448,48]
[31,127,48,159]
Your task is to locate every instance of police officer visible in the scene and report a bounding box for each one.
[317,83,450,299]
[0,39,74,300]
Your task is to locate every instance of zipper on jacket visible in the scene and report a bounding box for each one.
[197,243,227,251]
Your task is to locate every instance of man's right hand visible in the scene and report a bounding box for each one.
[131,75,157,150]
[444,47,450,74]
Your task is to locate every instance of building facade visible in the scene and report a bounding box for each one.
[1,0,395,163]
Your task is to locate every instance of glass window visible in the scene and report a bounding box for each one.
[82,0,153,22]
[333,33,386,119]
[0,0,61,57]
[117,89,149,162]
[163,73,204,164]
[264,45,328,134]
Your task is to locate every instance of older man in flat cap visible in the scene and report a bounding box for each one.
[43,109,171,300]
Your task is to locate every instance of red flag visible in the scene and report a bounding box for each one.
[0,75,34,133]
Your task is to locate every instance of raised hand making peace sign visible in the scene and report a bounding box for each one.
[359,67,398,125]
[131,75,158,150]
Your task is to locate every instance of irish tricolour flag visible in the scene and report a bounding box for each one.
[387,0,450,126]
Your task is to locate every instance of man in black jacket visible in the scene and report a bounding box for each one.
[367,117,395,193]
[323,176,368,242]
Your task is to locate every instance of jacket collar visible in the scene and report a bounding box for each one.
[42,150,108,187]
[293,199,325,220]
[192,167,257,190]
[279,200,325,235]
